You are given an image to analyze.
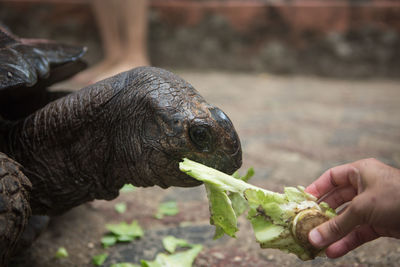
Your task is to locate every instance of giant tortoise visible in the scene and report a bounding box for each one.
[0,26,242,266]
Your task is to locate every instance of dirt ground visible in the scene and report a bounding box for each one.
[10,71,400,267]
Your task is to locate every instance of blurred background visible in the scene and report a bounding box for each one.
[1,0,400,266]
[1,0,400,78]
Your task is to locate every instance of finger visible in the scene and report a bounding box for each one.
[305,164,360,198]
[319,185,357,209]
[325,225,379,258]
[308,201,363,248]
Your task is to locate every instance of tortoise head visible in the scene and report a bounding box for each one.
[3,67,241,213]
[109,67,242,188]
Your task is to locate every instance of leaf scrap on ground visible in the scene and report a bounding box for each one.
[101,235,118,248]
[155,201,179,219]
[92,253,108,266]
[120,184,136,193]
[106,221,144,238]
[141,244,203,267]
[109,236,202,267]
[55,247,68,259]
[110,263,140,267]
[115,202,127,214]
[162,235,193,253]
[141,236,202,267]
[102,220,144,247]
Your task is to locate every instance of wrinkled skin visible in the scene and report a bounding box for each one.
[0,27,242,266]
[2,67,242,215]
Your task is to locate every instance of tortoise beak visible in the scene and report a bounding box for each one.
[210,107,242,174]
[225,146,242,174]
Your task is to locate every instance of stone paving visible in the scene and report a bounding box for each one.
[12,71,400,266]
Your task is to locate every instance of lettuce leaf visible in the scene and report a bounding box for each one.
[179,158,336,261]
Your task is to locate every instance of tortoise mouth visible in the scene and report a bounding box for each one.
[172,148,242,188]
[224,146,242,174]
[186,148,242,175]
[173,173,204,188]
[157,169,203,188]
[153,144,242,189]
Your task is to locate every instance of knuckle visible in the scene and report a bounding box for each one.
[349,203,362,217]
[353,228,368,244]
[348,201,367,223]
[341,236,355,253]
[331,191,345,207]
[364,158,380,165]
[327,218,345,237]
[342,227,371,252]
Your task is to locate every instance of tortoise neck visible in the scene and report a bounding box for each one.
[6,78,131,215]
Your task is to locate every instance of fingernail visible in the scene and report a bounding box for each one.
[309,229,323,247]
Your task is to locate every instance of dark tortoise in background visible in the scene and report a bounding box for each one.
[0,27,242,266]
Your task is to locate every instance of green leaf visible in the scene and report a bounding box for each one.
[250,215,286,244]
[155,201,179,219]
[162,236,192,253]
[319,201,337,218]
[55,247,68,259]
[284,187,308,202]
[102,221,144,248]
[115,202,127,214]
[120,184,136,193]
[117,235,135,242]
[141,245,203,267]
[229,168,253,217]
[179,158,337,261]
[205,184,238,238]
[179,158,266,195]
[229,192,248,217]
[106,221,144,239]
[110,263,140,267]
[212,225,226,240]
[233,167,255,182]
[101,235,117,248]
[140,260,162,267]
[92,253,108,266]
[249,214,310,261]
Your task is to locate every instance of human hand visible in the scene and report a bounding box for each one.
[305,158,400,258]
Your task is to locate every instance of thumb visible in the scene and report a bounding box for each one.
[308,200,364,248]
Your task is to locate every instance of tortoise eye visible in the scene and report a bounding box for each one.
[189,125,213,152]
